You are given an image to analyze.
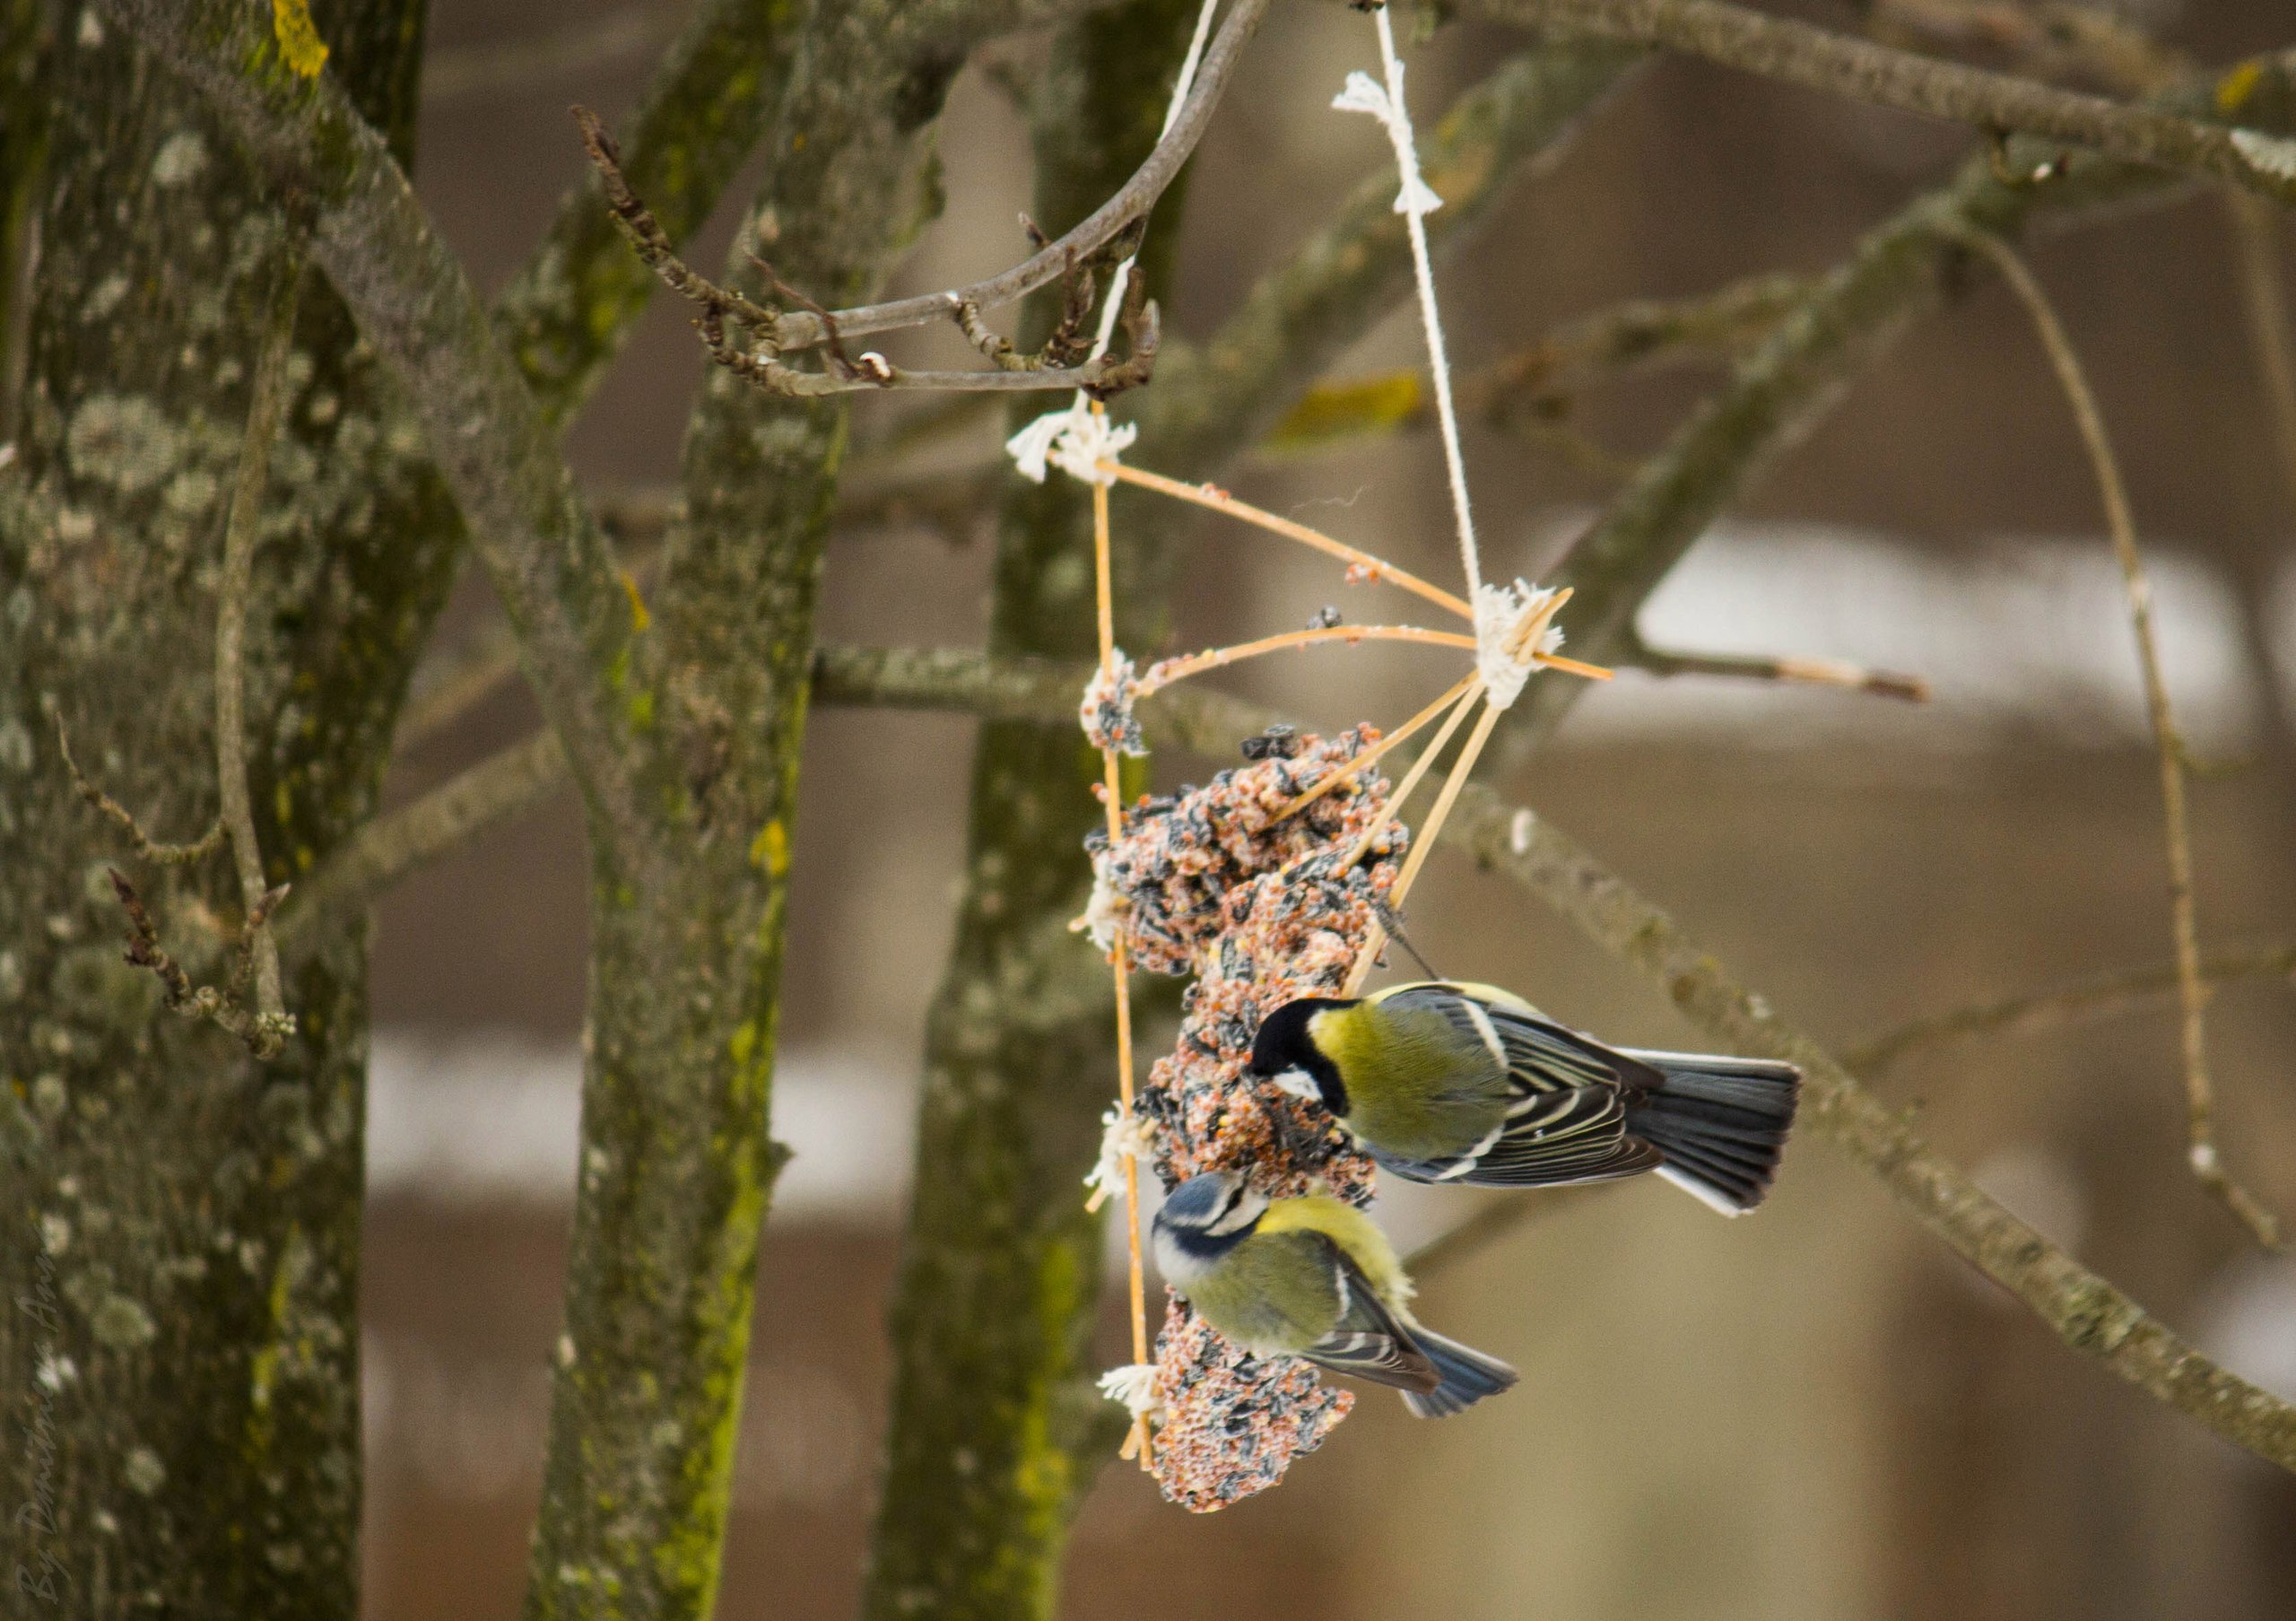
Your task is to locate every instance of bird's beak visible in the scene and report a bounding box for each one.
[1272,1068,1320,1102]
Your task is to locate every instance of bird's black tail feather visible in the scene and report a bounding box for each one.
[1401,1328,1518,1418]
[1623,1050,1801,1216]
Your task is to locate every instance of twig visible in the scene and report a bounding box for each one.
[1622,632,1932,702]
[1847,943,2296,1078]
[1956,225,2278,1250]
[1474,0,2296,206]
[106,868,291,1057]
[213,234,304,1051]
[52,710,225,866]
[275,729,569,948]
[576,106,1163,397]
[1103,461,1473,619]
[761,0,1274,353]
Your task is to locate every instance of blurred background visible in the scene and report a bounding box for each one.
[369,0,2296,1615]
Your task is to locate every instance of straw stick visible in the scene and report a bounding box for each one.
[1102,460,1473,620]
[1088,407,1156,1465]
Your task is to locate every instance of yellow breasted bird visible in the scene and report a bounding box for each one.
[1249,980,1800,1214]
[1151,1169,1518,1417]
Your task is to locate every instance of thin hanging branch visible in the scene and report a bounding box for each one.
[1959,225,2279,1250]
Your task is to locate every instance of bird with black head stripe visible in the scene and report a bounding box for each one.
[1249,980,1800,1214]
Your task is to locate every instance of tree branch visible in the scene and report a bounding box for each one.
[1474,0,2296,206]
[1443,784,2296,1476]
[770,0,1274,355]
[101,0,662,876]
[1950,225,2277,1245]
[1492,48,2296,769]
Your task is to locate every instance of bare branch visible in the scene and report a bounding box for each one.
[106,869,292,1058]
[766,0,1274,354]
[213,233,303,1050]
[575,106,1162,397]
[51,709,224,867]
[1474,0,2296,206]
[1444,783,2296,1477]
[1621,632,1932,702]
[275,730,568,949]
[1492,48,2296,770]
[1847,943,2296,1077]
[1961,226,2279,1248]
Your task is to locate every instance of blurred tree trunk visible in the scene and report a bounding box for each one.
[861,6,1201,1617]
[0,3,444,1616]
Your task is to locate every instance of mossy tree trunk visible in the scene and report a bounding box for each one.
[523,4,981,1615]
[0,3,440,1615]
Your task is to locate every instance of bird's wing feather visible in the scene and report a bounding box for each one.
[1376,998,1670,1185]
[1300,1243,1439,1395]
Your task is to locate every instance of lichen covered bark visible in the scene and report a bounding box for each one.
[0,3,446,1615]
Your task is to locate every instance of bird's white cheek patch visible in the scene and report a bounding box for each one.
[1273,1068,1320,1102]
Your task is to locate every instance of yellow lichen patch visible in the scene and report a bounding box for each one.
[749,820,790,879]
[1264,372,1423,453]
[620,569,651,632]
[271,0,329,79]
[2217,59,2265,115]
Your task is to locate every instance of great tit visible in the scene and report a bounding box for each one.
[1151,1169,1518,1417]
[1249,980,1800,1214]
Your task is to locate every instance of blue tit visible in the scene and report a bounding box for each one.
[1248,980,1800,1214]
[1151,1169,1518,1417]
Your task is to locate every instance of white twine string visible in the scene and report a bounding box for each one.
[1006,0,1224,486]
[1335,5,1477,604]
[1338,6,1558,711]
[1084,1102,1160,1201]
[1098,1361,1164,1420]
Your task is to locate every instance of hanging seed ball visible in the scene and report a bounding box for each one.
[1086,726,1407,1509]
[1149,1294,1354,1513]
